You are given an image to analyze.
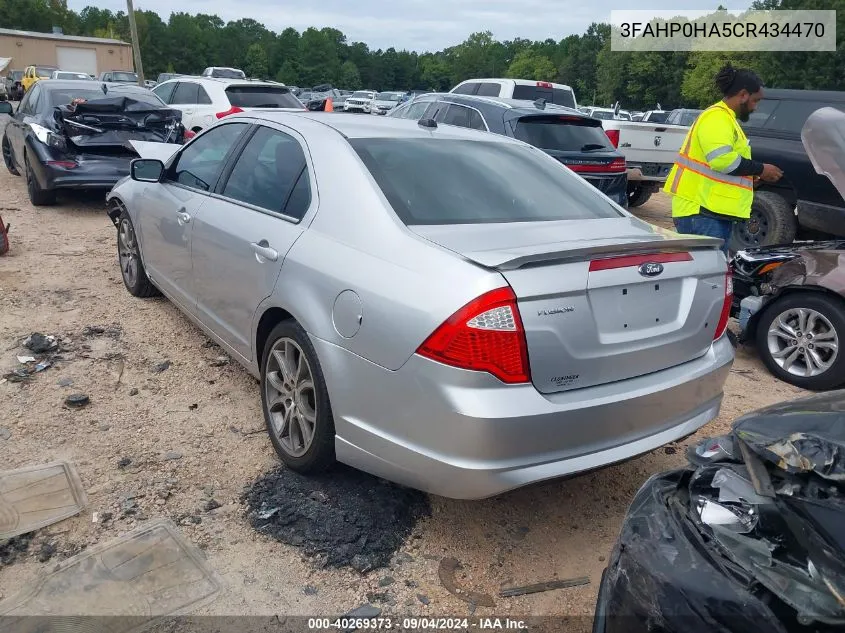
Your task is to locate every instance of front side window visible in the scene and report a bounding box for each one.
[221,126,311,219]
[402,99,434,120]
[171,82,199,105]
[169,123,248,191]
[351,138,624,225]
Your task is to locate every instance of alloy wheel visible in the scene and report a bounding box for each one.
[264,338,318,458]
[766,307,839,377]
[118,218,140,288]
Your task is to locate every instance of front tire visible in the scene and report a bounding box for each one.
[730,190,797,251]
[116,205,159,298]
[2,135,18,176]
[261,320,336,473]
[755,292,845,391]
[25,153,56,206]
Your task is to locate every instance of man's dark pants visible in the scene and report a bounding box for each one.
[673,215,733,256]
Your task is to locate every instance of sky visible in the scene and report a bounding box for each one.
[65,1,755,52]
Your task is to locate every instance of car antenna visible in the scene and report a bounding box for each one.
[534,98,546,110]
[418,118,437,129]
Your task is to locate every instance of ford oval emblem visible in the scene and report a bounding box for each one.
[638,262,664,277]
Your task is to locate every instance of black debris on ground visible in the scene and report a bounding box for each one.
[64,394,90,408]
[82,325,122,338]
[24,333,58,354]
[151,360,171,374]
[243,465,430,573]
[0,533,33,568]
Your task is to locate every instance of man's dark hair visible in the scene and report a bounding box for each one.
[715,62,763,97]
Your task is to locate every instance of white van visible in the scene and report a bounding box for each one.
[449,78,577,109]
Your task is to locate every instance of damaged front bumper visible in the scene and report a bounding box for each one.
[595,390,845,633]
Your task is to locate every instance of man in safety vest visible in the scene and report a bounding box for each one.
[663,63,783,256]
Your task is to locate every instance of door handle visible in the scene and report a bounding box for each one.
[176,207,191,224]
[251,240,278,262]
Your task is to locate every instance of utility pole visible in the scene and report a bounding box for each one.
[126,0,145,86]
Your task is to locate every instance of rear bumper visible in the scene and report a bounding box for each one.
[28,141,133,191]
[314,334,734,499]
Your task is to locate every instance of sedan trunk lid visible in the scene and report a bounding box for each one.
[411,218,728,393]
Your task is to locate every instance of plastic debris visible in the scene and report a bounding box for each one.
[16,356,35,364]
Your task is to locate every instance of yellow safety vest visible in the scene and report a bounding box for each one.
[663,101,755,220]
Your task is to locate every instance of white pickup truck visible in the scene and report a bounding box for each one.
[601,118,690,207]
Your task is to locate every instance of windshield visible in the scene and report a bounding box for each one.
[376,92,402,101]
[111,72,137,82]
[514,118,613,152]
[36,67,56,78]
[351,91,372,99]
[48,88,165,109]
[351,138,623,225]
[225,86,301,108]
[212,68,245,79]
[56,72,90,80]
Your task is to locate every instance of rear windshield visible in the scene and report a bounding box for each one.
[589,110,615,120]
[225,86,301,108]
[212,69,245,79]
[646,111,669,123]
[512,85,576,109]
[514,118,613,152]
[48,88,165,109]
[112,72,137,82]
[351,138,623,225]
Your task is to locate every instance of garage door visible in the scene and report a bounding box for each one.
[56,47,97,76]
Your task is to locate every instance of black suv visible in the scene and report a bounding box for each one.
[732,88,845,251]
[389,93,628,207]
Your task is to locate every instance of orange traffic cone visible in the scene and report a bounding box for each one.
[325,97,334,112]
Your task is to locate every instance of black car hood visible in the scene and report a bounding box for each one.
[53,97,183,150]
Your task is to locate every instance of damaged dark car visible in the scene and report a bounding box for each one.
[594,390,845,633]
[730,106,845,391]
[1,80,186,206]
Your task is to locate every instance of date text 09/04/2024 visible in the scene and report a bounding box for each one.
[307,618,529,630]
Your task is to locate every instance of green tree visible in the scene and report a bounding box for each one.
[244,42,269,78]
[681,51,757,107]
[339,60,361,89]
[299,27,340,86]
[276,59,301,85]
[506,50,556,81]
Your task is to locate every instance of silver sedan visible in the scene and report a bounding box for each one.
[107,112,734,499]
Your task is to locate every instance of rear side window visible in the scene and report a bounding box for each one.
[437,104,486,130]
[476,82,501,97]
[452,82,479,95]
[351,138,623,225]
[513,118,612,152]
[225,86,302,109]
[154,82,177,104]
[197,86,212,105]
[763,99,845,134]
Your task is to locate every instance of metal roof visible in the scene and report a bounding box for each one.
[0,28,130,46]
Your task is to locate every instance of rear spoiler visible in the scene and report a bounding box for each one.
[467,235,723,271]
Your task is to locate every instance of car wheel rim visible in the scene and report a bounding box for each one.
[118,218,139,287]
[265,338,317,458]
[767,307,839,377]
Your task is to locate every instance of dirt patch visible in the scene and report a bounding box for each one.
[243,465,430,573]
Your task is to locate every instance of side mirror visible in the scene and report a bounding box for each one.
[0,102,13,115]
[131,158,164,182]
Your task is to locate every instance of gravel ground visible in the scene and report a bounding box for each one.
[0,151,807,626]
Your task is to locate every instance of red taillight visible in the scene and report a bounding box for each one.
[604,129,620,147]
[216,106,244,119]
[46,160,76,169]
[566,158,626,174]
[536,81,553,88]
[183,129,196,141]
[417,287,530,384]
[714,270,733,341]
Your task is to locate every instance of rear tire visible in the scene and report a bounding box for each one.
[626,183,653,208]
[730,190,797,251]
[261,320,336,473]
[2,135,18,176]
[116,205,159,298]
[24,153,56,206]
[755,292,845,391]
